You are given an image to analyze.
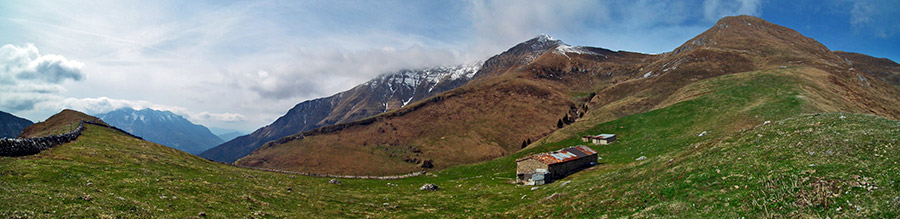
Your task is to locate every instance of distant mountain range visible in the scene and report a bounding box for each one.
[96,108,223,154]
[215,131,243,142]
[200,62,482,162]
[0,110,33,138]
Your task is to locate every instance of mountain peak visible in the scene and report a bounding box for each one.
[534,34,556,42]
[672,15,837,65]
[714,15,768,26]
[521,34,564,51]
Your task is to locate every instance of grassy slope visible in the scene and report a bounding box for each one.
[2,68,898,218]
[513,113,899,218]
[19,109,107,138]
[502,68,900,217]
[1,123,539,218]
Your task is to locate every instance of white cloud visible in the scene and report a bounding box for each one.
[196,112,247,122]
[468,0,611,57]
[227,45,463,100]
[850,0,900,39]
[703,0,762,22]
[0,43,85,111]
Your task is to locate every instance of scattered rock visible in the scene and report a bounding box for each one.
[420,184,439,191]
[198,211,207,217]
[560,181,571,187]
[636,156,647,161]
[419,159,434,168]
[79,194,92,201]
[839,115,846,119]
[544,192,561,201]
[531,187,540,191]
[763,121,771,125]
[328,179,342,185]
[698,131,707,137]
[86,182,92,186]
[116,196,125,201]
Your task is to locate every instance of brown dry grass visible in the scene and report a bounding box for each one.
[238,15,900,176]
[19,109,107,138]
[237,75,576,175]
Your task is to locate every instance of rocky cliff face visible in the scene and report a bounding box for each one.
[200,62,482,163]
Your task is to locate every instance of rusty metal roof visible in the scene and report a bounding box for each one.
[516,145,598,165]
[583,134,616,139]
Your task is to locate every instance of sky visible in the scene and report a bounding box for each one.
[1,0,898,132]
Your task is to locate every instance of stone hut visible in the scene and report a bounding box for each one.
[516,145,598,185]
[582,134,616,145]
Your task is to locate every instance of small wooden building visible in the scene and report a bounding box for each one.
[516,145,598,185]
[582,134,616,145]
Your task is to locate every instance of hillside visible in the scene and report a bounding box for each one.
[96,108,224,154]
[234,36,651,175]
[235,15,900,176]
[2,68,898,217]
[19,109,107,138]
[200,63,481,163]
[834,51,900,87]
[0,110,32,138]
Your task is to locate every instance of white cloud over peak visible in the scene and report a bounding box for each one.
[0,43,85,111]
[702,0,762,22]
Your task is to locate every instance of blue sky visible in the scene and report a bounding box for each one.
[0,0,897,131]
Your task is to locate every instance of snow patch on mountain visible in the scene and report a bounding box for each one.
[366,61,482,93]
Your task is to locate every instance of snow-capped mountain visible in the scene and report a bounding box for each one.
[97,108,223,154]
[200,62,482,163]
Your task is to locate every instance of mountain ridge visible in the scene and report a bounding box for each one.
[235,15,900,175]
[0,110,33,138]
[20,109,107,138]
[96,108,223,154]
[200,62,483,162]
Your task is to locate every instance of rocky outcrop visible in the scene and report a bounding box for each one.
[419,184,439,191]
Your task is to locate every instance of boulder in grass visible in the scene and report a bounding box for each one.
[328,179,342,185]
[420,184,439,191]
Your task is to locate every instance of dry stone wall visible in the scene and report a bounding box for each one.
[0,122,84,157]
[0,121,142,157]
